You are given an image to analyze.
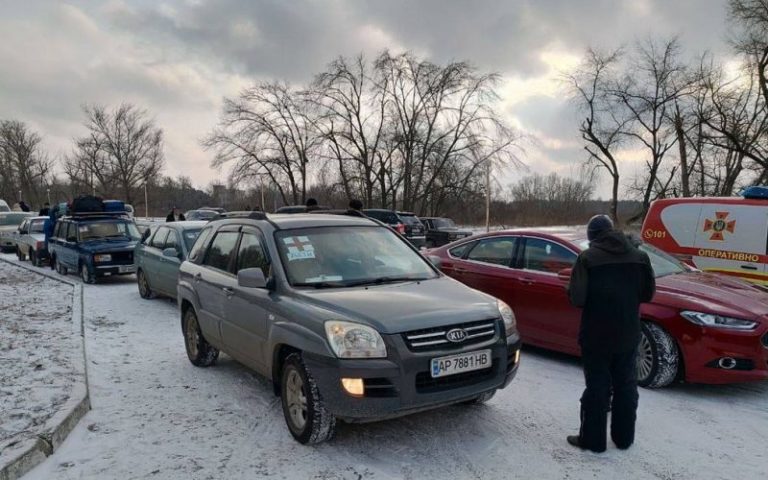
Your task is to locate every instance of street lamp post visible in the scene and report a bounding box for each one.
[144,182,149,220]
[46,188,51,205]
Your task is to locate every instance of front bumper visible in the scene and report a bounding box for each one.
[93,263,137,277]
[680,324,768,384]
[304,331,521,422]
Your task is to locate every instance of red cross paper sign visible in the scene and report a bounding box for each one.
[703,212,735,241]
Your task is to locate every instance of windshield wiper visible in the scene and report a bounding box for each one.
[293,281,347,289]
[344,276,430,287]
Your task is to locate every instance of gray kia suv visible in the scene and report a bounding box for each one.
[177,211,521,444]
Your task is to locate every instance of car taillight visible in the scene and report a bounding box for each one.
[396,224,406,234]
[36,241,44,249]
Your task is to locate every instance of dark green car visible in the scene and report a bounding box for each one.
[135,221,206,299]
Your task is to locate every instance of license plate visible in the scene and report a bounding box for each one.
[431,349,491,378]
[119,265,136,273]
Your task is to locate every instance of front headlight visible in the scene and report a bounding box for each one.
[680,311,758,331]
[324,321,387,358]
[94,254,112,263]
[497,299,517,336]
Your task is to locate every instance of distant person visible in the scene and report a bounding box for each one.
[566,215,655,453]
[347,199,366,217]
[18,200,30,212]
[166,207,185,222]
[305,198,320,212]
[38,202,50,216]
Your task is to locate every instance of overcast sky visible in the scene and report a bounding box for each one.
[0,0,733,198]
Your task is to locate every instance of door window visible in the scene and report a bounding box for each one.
[151,227,170,249]
[235,232,270,276]
[66,223,78,242]
[203,231,240,272]
[164,230,181,253]
[522,238,576,274]
[466,237,516,266]
[188,227,213,264]
[54,222,64,238]
[449,241,476,258]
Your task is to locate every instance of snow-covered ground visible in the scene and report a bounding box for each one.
[1,253,765,479]
[0,262,77,453]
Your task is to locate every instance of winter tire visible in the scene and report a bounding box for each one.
[280,353,336,444]
[137,269,155,299]
[80,264,96,284]
[29,250,39,267]
[637,321,679,388]
[182,307,219,367]
[461,390,496,405]
[55,258,67,276]
[17,249,26,261]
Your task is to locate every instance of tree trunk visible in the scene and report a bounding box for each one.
[674,110,690,197]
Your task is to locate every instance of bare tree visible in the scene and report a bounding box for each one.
[0,120,54,207]
[205,82,320,205]
[69,104,164,203]
[567,48,626,224]
[729,0,768,107]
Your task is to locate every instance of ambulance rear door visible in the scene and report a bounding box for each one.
[692,203,768,279]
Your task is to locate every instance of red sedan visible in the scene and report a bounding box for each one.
[428,229,768,387]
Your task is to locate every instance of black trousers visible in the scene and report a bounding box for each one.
[579,348,639,452]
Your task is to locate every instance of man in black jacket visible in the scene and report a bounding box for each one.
[567,215,655,453]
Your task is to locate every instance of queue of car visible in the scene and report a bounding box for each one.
[3,194,768,443]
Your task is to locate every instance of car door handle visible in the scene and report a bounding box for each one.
[740,265,758,271]
[520,277,536,285]
[222,287,235,296]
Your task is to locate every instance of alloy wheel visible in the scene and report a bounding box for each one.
[637,331,654,381]
[185,313,200,359]
[285,369,308,431]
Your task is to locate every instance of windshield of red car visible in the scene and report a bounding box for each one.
[577,238,687,278]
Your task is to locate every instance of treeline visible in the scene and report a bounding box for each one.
[567,0,768,224]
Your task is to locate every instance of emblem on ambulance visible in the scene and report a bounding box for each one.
[703,212,735,241]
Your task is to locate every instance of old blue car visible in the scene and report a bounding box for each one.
[135,221,206,299]
[49,212,141,283]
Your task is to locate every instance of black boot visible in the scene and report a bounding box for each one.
[567,435,583,449]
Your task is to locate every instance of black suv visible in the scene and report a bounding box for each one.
[421,217,472,248]
[177,212,521,444]
[362,209,426,247]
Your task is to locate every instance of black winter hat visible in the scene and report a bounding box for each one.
[587,214,614,241]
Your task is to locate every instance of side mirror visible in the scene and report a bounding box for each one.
[557,268,573,282]
[427,255,443,269]
[238,268,267,288]
[162,247,180,260]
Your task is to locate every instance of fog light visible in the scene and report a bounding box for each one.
[515,349,520,364]
[341,378,364,397]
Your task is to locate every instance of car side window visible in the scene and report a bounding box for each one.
[164,230,181,253]
[449,241,475,258]
[203,231,240,273]
[151,227,170,249]
[235,232,270,276]
[66,223,78,242]
[466,237,516,266]
[188,227,212,264]
[53,222,63,238]
[523,238,576,274]
[19,220,27,234]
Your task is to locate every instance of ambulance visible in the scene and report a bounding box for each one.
[642,186,768,285]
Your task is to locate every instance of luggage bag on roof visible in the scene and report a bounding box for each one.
[742,186,768,200]
[71,195,104,213]
[103,200,126,213]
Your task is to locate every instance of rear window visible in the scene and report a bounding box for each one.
[431,218,456,228]
[399,215,423,226]
[78,220,140,241]
[365,210,400,224]
[29,219,45,233]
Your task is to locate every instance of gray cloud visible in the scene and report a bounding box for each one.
[0,0,734,195]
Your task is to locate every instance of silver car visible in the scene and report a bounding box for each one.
[0,212,33,252]
[177,212,521,444]
[15,216,49,266]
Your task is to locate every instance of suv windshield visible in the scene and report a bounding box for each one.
[78,220,141,241]
[431,218,456,228]
[364,210,400,225]
[399,215,423,226]
[276,226,437,288]
[0,213,31,225]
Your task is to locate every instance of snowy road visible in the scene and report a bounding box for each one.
[3,254,766,480]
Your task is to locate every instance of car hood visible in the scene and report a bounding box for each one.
[79,240,138,253]
[295,276,500,334]
[653,271,768,320]
[0,225,19,233]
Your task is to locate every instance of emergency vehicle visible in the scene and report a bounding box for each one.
[642,186,768,285]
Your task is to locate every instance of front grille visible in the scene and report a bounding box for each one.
[403,319,498,352]
[364,378,398,398]
[415,365,498,393]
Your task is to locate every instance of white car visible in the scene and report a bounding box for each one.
[0,200,10,212]
[0,212,34,252]
[15,216,49,266]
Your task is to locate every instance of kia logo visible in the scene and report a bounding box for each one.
[446,328,468,343]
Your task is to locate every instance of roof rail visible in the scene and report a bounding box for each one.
[211,210,268,221]
[65,211,129,219]
[310,209,368,218]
